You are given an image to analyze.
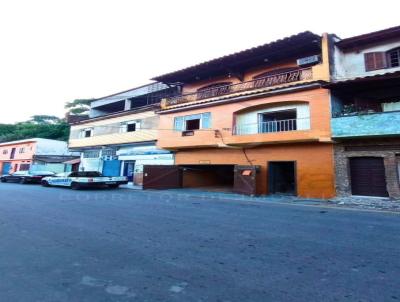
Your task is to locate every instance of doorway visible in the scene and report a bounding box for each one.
[123,161,135,182]
[349,157,388,197]
[268,161,296,195]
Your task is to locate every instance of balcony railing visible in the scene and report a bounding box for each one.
[332,111,400,138]
[234,118,310,135]
[163,67,313,107]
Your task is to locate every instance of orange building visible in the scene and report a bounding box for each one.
[149,32,335,198]
[0,138,73,175]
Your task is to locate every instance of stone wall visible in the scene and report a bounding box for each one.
[334,138,400,199]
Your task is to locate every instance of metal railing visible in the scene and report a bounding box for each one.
[163,67,313,107]
[234,118,310,135]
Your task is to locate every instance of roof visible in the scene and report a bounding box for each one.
[325,70,400,89]
[69,104,159,125]
[0,138,67,147]
[152,31,321,84]
[92,82,171,104]
[336,25,400,50]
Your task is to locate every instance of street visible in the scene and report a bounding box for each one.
[0,183,399,302]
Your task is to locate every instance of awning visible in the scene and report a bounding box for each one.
[63,158,81,165]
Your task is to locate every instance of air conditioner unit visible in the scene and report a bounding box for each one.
[297,55,320,66]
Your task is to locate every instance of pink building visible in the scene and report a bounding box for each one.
[0,138,73,175]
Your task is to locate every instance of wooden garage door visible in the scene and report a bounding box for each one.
[349,157,388,197]
[143,165,182,190]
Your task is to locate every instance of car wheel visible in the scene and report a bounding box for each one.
[0,178,6,183]
[108,184,120,189]
[71,182,81,190]
[19,178,27,184]
[41,180,50,187]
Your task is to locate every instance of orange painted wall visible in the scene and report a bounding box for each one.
[158,88,332,149]
[175,143,335,199]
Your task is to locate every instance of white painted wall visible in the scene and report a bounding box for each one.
[35,139,73,155]
[333,38,400,80]
[235,103,310,135]
[117,144,174,174]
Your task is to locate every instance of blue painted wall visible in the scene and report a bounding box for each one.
[332,111,400,138]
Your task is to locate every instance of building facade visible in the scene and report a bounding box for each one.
[330,26,400,198]
[68,83,177,185]
[150,32,336,198]
[0,138,75,175]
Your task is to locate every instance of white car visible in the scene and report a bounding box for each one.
[41,171,128,190]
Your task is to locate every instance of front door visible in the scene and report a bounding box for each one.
[349,157,388,197]
[123,161,135,182]
[10,148,16,159]
[1,162,11,175]
[268,161,296,195]
[102,160,122,177]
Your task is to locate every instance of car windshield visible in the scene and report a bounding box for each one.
[70,171,102,177]
[54,172,70,177]
[12,171,29,176]
[31,171,55,176]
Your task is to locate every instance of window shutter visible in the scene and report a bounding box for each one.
[174,117,184,131]
[364,52,387,71]
[201,113,211,129]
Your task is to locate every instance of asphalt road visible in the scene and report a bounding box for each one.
[0,183,399,302]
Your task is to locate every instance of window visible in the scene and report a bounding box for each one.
[19,164,30,171]
[2,149,7,155]
[19,147,25,154]
[120,121,140,133]
[387,48,400,68]
[364,52,387,71]
[174,113,211,131]
[259,109,297,133]
[83,150,100,158]
[80,128,93,138]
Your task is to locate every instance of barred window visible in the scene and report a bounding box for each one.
[388,48,400,68]
[83,150,100,158]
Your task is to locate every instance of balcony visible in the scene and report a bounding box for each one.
[234,118,310,135]
[332,111,400,138]
[162,68,313,108]
[69,130,158,149]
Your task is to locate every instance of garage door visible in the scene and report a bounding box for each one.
[143,165,182,190]
[349,157,388,197]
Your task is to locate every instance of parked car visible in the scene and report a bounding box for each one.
[41,171,128,189]
[0,170,55,184]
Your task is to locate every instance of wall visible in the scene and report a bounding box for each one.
[174,143,335,199]
[333,39,400,79]
[158,88,332,149]
[334,139,400,199]
[332,111,400,138]
[69,111,159,148]
[35,139,70,155]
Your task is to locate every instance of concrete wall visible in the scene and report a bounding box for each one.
[332,112,400,138]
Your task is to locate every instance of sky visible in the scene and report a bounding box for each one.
[0,0,399,123]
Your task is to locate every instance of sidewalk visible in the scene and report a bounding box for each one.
[120,187,400,212]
